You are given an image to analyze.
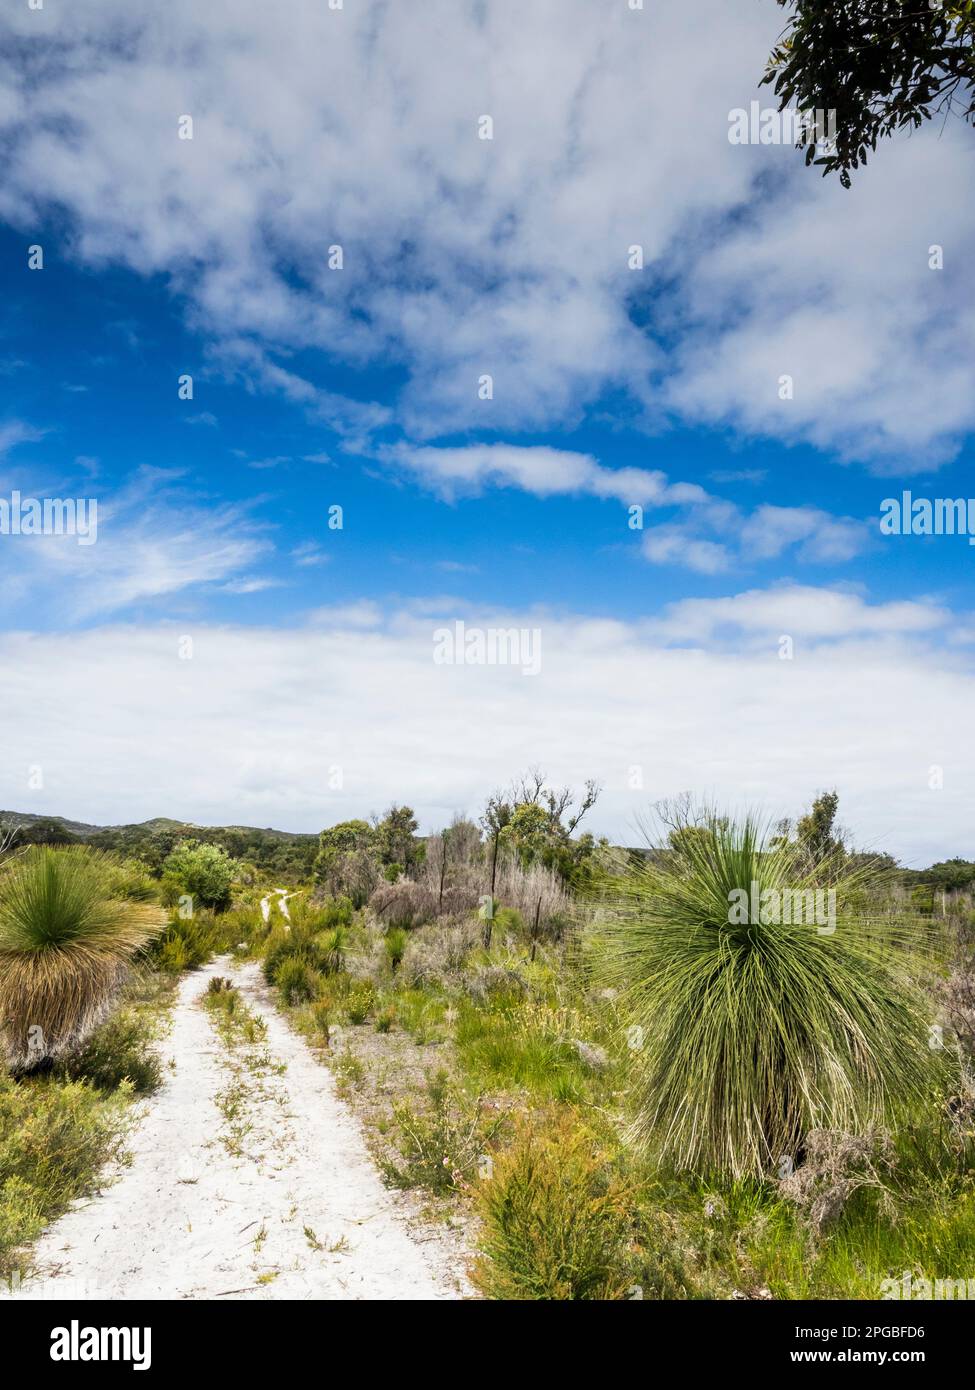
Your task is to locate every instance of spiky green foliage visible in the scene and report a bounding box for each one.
[590,812,949,1180]
[384,927,408,971]
[0,848,164,1069]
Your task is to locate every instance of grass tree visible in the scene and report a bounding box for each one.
[0,846,163,1070]
[590,811,949,1180]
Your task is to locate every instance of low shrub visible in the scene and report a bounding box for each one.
[0,1071,130,1279]
[299,897,354,930]
[0,847,163,1069]
[277,957,319,1006]
[461,963,531,1005]
[491,907,525,940]
[147,910,231,975]
[472,1110,633,1300]
[345,981,375,1024]
[58,1009,162,1096]
[311,1001,331,1045]
[779,1128,898,1235]
[263,920,348,987]
[203,983,267,1045]
[455,999,596,1101]
[105,859,157,903]
[383,1069,504,1195]
[398,918,481,989]
[160,840,240,912]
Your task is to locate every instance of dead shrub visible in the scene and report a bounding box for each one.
[369,880,439,930]
[398,917,481,989]
[779,1129,897,1235]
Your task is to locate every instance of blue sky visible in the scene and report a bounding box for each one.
[1,0,973,860]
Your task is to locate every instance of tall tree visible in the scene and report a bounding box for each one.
[373,804,421,871]
[796,790,847,867]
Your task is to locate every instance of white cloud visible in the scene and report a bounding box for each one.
[1,595,971,864]
[641,527,731,575]
[437,560,480,575]
[640,499,869,573]
[3,0,970,461]
[663,136,975,468]
[740,505,866,564]
[389,443,704,507]
[652,584,949,644]
[389,443,870,574]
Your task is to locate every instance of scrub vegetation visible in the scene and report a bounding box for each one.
[2,779,973,1300]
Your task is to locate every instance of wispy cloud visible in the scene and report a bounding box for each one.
[0,466,270,620]
[0,418,45,456]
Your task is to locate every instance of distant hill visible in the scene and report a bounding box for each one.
[0,811,313,843]
[0,810,319,877]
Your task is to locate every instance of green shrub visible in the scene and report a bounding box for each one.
[0,1176,43,1267]
[472,1111,632,1300]
[911,885,935,916]
[277,957,319,1005]
[318,925,348,975]
[160,840,240,912]
[203,984,267,1045]
[383,1070,503,1194]
[148,910,229,974]
[263,920,347,986]
[375,1005,396,1033]
[345,981,375,1024]
[154,935,189,974]
[58,1009,162,1095]
[493,907,525,939]
[0,1071,130,1278]
[304,897,354,930]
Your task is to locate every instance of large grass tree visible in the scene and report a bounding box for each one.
[0,847,163,1070]
[591,812,949,1179]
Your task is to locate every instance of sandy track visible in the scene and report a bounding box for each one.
[7,958,465,1301]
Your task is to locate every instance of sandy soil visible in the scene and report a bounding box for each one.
[259,889,294,924]
[6,958,467,1301]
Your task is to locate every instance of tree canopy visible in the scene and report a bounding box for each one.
[763,1,975,186]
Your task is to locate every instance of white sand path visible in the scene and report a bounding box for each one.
[5,958,465,1301]
[259,889,295,925]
